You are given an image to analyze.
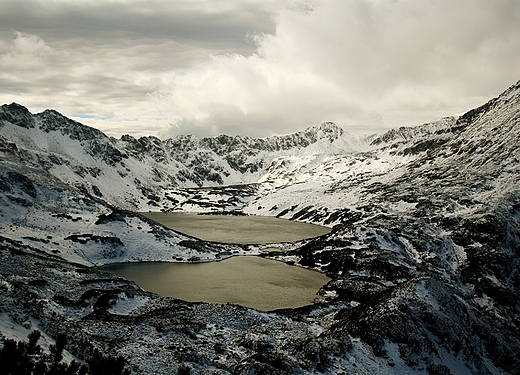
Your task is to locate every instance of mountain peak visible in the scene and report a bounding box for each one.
[0,103,36,129]
[35,109,107,141]
[298,122,345,144]
[314,121,344,141]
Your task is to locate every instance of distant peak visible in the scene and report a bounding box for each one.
[2,102,30,113]
[34,108,107,141]
[0,102,36,129]
[318,121,340,129]
[305,121,344,142]
[317,121,344,133]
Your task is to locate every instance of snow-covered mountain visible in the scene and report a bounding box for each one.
[1,80,519,374]
[0,106,368,210]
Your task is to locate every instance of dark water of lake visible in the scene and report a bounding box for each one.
[140,212,331,244]
[100,256,330,311]
[101,212,332,310]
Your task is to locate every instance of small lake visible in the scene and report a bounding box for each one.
[100,256,330,311]
[140,212,331,244]
[102,212,332,310]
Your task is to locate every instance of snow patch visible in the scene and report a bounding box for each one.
[108,293,150,316]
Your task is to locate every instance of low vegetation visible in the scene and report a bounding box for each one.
[0,331,130,375]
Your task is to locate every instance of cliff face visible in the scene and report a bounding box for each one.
[0,80,519,374]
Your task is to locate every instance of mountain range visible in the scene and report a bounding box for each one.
[0,79,519,374]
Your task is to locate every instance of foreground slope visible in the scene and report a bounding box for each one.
[0,80,519,374]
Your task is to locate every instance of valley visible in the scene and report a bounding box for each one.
[0,80,519,374]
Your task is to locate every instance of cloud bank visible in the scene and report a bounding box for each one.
[1,0,519,138]
[155,0,520,137]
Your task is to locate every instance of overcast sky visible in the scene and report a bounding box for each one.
[1,0,519,139]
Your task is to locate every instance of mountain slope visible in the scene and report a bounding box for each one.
[0,106,368,210]
[264,80,520,374]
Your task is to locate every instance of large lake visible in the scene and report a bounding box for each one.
[140,212,331,244]
[100,256,330,311]
[102,212,332,310]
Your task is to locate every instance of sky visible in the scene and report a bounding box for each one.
[1,0,520,139]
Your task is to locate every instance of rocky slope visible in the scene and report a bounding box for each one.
[0,106,364,210]
[0,80,519,374]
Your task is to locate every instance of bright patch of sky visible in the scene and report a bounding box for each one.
[1,0,519,138]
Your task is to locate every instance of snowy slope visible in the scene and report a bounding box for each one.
[0,161,251,267]
[0,106,368,211]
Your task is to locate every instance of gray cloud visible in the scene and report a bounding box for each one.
[0,0,274,50]
[156,0,520,137]
[1,0,519,139]
[0,0,288,137]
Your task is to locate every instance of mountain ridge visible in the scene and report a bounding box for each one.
[0,103,368,208]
